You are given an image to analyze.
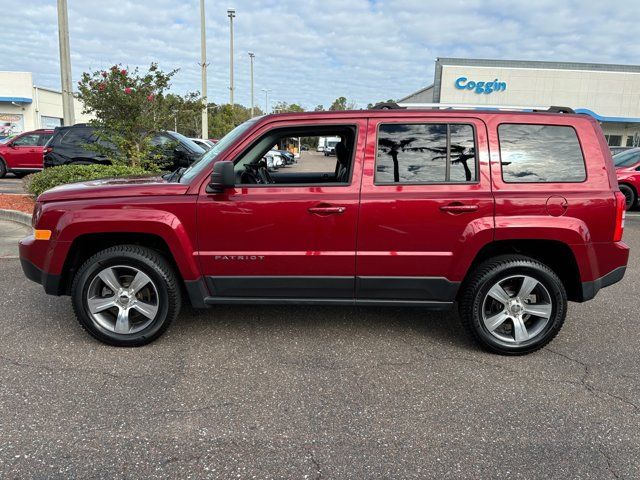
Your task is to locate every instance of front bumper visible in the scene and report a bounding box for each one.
[20,257,63,295]
[19,235,65,295]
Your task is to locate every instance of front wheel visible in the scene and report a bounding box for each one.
[459,255,567,355]
[71,245,181,346]
[0,159,6,178]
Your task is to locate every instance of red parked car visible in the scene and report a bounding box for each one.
[0,129,54,178]
[19,107,628,354]
[613,148,640,210]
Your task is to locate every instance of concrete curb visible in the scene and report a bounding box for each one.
[0,209,32,227]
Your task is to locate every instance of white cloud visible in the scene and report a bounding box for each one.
[1,0,640,109]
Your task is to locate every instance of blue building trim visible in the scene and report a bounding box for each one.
[574,108,640,124]
[0,96,32,104]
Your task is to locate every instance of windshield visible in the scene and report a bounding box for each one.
[167,131,206,154]
[613,148,640,168]
[179,118,259,183]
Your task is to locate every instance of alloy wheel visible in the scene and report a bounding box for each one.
[86,265,160,335]
[481,274,553,344]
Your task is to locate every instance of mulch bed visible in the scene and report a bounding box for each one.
[0,194,35,215]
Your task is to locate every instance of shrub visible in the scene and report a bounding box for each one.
[24,164,160,198]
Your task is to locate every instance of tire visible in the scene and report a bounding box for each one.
[0,158,6,178]
[71,245,181,347]
[459,254,567,355]
[619,184,636,211]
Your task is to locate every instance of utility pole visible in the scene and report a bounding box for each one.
[227,8,236,106]
[262,88,271,114]
[56,0,75,125]
[248,52,255,117]
[199,0,208,138]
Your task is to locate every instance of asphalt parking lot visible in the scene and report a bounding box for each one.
[0,219,638,478]
[0,175,25,194]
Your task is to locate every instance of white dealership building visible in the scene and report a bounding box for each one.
[0,71,90,137]
[401,58,640,147]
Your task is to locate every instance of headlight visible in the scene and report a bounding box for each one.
[32,202,42,228]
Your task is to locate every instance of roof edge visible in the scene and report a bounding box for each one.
[436,57,640,73]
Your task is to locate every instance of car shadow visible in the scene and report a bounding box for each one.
[178,302,476,351]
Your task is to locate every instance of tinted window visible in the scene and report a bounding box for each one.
[38,133,53,146]
[449,125,477,182]
[375,123,476,184]
[613,148,640,168]
[166,131,206,154]
[13,134,40,146]
[499,124,586,183]
[60,128,95,145]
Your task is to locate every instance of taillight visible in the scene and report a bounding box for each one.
[614,191,626,242]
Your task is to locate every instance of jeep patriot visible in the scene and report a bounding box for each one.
[19,105,629,354]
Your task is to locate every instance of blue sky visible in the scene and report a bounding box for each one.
[2,0,639,110]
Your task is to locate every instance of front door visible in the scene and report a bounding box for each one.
[10,133,42,169]
[195,119,367,300]
[356,116,494,303]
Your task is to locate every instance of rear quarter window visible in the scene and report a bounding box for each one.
[60,128,95,146]
[498,124,586,183]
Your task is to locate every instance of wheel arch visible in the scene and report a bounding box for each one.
[462,239,583,302]
[59,232,185,296]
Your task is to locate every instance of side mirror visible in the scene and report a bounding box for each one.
[8,142,16,148]
[206,160,235,193]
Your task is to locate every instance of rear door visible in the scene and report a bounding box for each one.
[356,116,494,303]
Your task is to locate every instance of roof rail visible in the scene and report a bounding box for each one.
[374,102,575,114]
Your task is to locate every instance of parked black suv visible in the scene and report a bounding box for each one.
[44,125,205,169]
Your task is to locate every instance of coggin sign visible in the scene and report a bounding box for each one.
[455,77,507,94]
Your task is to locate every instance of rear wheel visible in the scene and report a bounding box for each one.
[619,184,636,210]
[459,255,567,355]
[71,245,181,346]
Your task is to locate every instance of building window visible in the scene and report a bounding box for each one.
[605,134,622,147]
[41,116,63,129]
[626,135,637,147]
[499,124,586,183]
[375,123,477,184]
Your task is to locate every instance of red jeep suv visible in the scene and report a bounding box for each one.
[0,129,54,177]
[19,106,629,354]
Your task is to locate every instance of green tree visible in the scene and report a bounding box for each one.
[76,63,181,168]
[329,96,348,111]
[314,104,325,112]
[272,101,305,113]
[161,91,204,137]
[207,104,261,139]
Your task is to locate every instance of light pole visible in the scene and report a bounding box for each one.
[199,0,208,138]
[56,0,75,125]
[227,8,236,106]
[248,52,255,117]
[261,88,271,114]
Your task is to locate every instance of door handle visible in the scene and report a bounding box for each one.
[440,203,479,213]
[308,206,346,215]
